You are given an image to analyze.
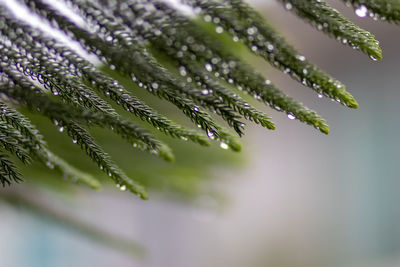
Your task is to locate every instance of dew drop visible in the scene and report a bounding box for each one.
[58,126,64,132]
[247,27,257,35]
[318,94,323,98]
[120,185,127,191]
[369,55,378,61]
[285,3,293,10]
[287,114,296,120]
[46,161,54,169]
[220,142,229,149]
[296,55,306,61]
[207,130,215,139]
[204,15,212,22]
[215,26,224,34]
[151,82,159,90]
[53,90,59,96]
[355,5,368,17]
[72,139,78,144]
[201,89,210,95]
[205,63,213,72]
[179,67,187,76]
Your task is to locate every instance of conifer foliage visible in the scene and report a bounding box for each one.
[0,0,394,198]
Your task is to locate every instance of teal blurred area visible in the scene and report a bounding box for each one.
[2,0,400,266]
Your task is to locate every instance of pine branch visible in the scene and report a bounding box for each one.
[19,0,241,149]
[118,0,329,133]
[186,0,359,108]
[0,153,22,186]
[344,0,400,23]
[0,10,210,147]
[0,100,101,188]
[278,0,382,60]
[0,0,392,198]
[62,121,148,198]
[0,123,31,164]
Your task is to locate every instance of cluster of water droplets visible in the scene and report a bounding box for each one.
[351,2,397,22]
[116,183,127,191]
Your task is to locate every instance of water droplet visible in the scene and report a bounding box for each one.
[285,3,293,10]
[207,130,215,139]
[247,27,257,35]
[179,67,187,76]
[72,139,78,144]
[58,126,64,132]
[355,5,368,17]
[369,55,378,61]
[46,161,54,169]
[193,106,199,112]
[215,26,224,34]
[120,185,127,191]
[201,89,210,95]
[204,15,212,22]
[53,91,59,96]
[151,82,159,90]
[205,63,213,72]
[287,114,296,120]
[296,55,306,61]
[318,94,323,98]
[220,142,229,149]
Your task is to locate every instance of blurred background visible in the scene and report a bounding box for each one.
[1,0,400,266]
